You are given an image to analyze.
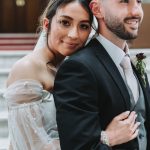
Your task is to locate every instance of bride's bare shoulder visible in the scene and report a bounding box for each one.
[7,54,41,86]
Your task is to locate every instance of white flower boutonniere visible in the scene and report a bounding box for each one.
[132,53,147,87]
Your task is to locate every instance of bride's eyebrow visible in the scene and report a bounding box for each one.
[59,15,73,20]
[59,15,90,23]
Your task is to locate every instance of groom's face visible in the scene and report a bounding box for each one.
[90,0,144,40]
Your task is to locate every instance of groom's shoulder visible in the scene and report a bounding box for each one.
[69,38,100,60]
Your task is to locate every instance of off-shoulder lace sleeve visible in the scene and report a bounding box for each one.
[4,80,60,150]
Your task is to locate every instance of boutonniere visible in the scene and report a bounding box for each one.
[132,53,147,87]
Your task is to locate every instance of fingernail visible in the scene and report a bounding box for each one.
[126,111,130,114]
[137,122,141,125]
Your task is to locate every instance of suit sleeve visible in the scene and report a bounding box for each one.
[53,59,112,150]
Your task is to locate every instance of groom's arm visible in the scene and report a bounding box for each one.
[53,59,111,150]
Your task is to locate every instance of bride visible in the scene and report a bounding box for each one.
[4,0,93,149]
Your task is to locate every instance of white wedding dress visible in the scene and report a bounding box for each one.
[4,79,60,150]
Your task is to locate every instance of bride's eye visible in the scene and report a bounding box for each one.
[80,23,90,30]
[58,19,70,27]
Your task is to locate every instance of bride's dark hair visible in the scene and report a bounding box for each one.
[39,0,93,29]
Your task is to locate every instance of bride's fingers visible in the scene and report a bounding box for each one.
[130,128,139,140]
[114,111,130,121]
[124,111,136,125]
[131,122,141,134]
[130,114,138,128]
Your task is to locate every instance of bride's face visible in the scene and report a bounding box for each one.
[47,1,91,56]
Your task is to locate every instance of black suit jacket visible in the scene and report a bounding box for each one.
[53,39,150,150]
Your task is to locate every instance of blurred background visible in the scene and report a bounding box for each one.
[0,0,150,47]
[0,0,49,33]
[0,0,150,149]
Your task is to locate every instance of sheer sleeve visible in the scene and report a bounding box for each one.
[4,79,60,150]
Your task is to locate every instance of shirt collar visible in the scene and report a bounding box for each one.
[96,34,129,67]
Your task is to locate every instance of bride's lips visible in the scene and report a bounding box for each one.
[64,42,79,48]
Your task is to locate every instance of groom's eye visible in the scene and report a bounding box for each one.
[120,0,142,3]
[137,0,142,3]
[120,0,129,3]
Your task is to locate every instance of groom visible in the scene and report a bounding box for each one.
[53,0,150,149]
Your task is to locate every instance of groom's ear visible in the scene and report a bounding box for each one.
[89,0,103,19]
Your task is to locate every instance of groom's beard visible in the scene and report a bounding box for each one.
[104,16,142,40]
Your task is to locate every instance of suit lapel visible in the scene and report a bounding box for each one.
[89,39,131,109]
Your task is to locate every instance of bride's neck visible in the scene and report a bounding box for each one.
[34,46,65,67]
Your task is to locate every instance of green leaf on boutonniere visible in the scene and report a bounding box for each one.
[136,53,147,87]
